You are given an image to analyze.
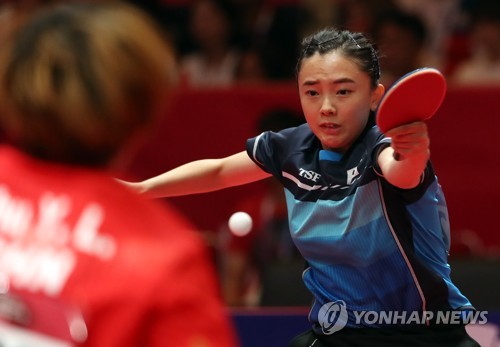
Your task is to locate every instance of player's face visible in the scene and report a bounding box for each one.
[298,51,383,153]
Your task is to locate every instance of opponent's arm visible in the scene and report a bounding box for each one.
[377,121,430,189]
[119,151,271,198]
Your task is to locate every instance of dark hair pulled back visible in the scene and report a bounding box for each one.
[296,28,380,89]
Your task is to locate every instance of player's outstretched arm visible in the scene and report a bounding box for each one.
[120,151,271,198]
[377,121,430,189]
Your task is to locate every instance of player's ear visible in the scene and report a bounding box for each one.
[370,84,385,111]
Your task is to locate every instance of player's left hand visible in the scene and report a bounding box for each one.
[385,121,430,161]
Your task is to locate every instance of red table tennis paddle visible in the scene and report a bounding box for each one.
[376,67,447,134]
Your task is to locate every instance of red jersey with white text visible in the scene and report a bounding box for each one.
[0,145,238,347]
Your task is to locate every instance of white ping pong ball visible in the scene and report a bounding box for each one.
[228,212,253,236]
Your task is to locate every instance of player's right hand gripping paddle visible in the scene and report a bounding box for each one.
[376,67,447,134]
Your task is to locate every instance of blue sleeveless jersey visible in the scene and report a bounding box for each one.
[246,123,473,330]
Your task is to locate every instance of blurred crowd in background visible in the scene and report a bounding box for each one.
[129,0,499,88]
[94,0,499,89]
[4,0,499,88]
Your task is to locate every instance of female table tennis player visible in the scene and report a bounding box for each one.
[121,27,479,347]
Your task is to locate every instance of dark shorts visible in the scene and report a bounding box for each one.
[289,325,480,347]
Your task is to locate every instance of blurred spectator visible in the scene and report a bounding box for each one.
[335,0,395,34]
[230,0,303,81]
[179,0,241,88]
[0,2,238,346]
[124,1,194,58]
[450,0,500,86]
[234,46,268,85]
[219,108,311,307]
[372,9,428,87]
[392,0,463,70]
[300,0,339,37]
